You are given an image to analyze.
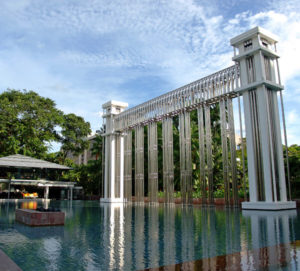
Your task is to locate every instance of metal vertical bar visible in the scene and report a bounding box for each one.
[205,105,213,204]
[101,135,105,198]
[115,135,121,198]
[148,122,158,203]
[179,113,186,203]
[197,105,206,204]
[185,111,193,204]
[228,98,239,205]
[220,99,229,205]
[279,90,291,200]
[162,117,174,203]
[124,130,132,201]
[135,126,144,203]
[264,88,277,202]
[238,94,247,202]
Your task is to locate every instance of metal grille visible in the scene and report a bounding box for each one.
[114,65,239,131]
[162,118,174,203]
[135,126,144,202]
[148,122,158,203]
[124,130,132,201]
[197,105,206,203]
[179,112,193,204]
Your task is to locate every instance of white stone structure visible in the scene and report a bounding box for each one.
[231,27,295,210]
[101,101,128,203]
[100,27,295,210]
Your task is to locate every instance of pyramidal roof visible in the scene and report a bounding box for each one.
[0,154,71,170]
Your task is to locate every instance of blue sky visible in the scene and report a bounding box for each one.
[0,0,300,150]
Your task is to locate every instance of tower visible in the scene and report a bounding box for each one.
[231,27,295,210]
[101,100,128,203]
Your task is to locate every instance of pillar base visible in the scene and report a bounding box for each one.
[100,198,127,203]
[242,201,296,210]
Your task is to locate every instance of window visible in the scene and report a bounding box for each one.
[261,38,269,48]
[244,39,252,51]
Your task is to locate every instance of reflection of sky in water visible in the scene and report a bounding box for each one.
[0,201,299,271]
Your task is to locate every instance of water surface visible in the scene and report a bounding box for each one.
[0,201,299,270]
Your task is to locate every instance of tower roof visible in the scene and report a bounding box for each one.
[230,26,278,46]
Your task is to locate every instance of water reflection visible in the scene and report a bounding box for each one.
[21,201,37,210]
[0,201,299,271]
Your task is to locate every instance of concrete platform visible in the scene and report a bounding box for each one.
[242,201,296,210]
[0,249,22,271]
[15,209,64,226]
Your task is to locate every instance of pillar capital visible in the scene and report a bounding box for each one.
[231,26,283,93]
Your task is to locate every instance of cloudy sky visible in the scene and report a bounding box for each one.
[0,0,300,149]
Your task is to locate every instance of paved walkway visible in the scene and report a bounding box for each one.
[0,249,22,271]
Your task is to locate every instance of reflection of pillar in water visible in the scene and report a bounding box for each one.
[123,204,132,268]
[242,209,296,270]
[232,208,241,253]
[201,208,209,270]
[148,205,159,268]
[181,206,194,261]
[102,203,125,270]
[207,207,217,269]
[44,186,49,200]
[163,205,175,266]
[133,205,145,268]
[225,208,233,254]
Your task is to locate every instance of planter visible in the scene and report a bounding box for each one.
[15,209,65,226]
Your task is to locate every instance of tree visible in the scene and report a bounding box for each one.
[0,89,63,158]
[285,144,300,199]
[60,113,91,163]
[0,89,91,161]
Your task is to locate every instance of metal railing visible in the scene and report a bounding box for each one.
[114,64,240,131]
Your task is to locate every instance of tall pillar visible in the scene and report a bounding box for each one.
[231,27,295,210]
[44,186,49,200]
[100,101,128,203]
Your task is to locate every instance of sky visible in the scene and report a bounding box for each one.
[0,0,300,151]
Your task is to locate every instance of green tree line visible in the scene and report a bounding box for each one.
[1,89,299,199]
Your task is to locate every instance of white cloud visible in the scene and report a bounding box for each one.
[0,0,300,145]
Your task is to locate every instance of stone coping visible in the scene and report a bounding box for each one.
[0,249,22,271]
[15,209,65,226]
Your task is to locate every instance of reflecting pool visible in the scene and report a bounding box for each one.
[0,201,299,270]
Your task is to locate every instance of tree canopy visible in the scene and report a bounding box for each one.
[0,89,91,160]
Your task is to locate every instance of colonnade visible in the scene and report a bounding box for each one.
[101,27,295,210]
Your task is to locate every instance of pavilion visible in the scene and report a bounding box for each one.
[0,154,79,200]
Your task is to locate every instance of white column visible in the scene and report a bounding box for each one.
[271,91,287,201]
[44,186,49,200]
[110,135,116,199]
[70,187,73,201]
[119,135,124,200]
[256,86,274,202]
[104,136,109,199]
[243,92,258,202]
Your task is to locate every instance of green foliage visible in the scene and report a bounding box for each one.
[63,134,103,195]
[285,144,300,198]
[0,89,91,162]
[0,89,63,158]
[60,113,91,162]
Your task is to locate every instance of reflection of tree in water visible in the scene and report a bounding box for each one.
[0,202,298,270]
